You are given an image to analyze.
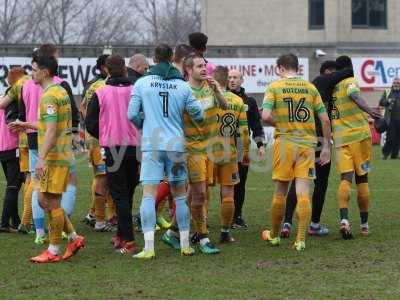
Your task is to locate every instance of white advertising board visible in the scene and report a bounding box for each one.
[352,58,400,89]
[210,58,309,93]
[0,57,309,95]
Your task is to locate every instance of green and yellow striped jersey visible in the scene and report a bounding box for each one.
[263,76,325,148]
[38,84,72,166]
[184,81,219,154]
[211,91,249,163]
[331,77,371,147]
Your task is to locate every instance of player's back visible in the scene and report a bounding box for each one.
[332,77,370,147]
[134,75,194,152]
[217,91,245,138]
[213,91,247,162]
[264,77,324,148]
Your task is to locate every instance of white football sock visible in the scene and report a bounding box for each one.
[48,244,60,255]
[144,231,155,252]
[180,230,189,249]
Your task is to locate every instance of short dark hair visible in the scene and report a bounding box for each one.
[38,44,58,57]
[183,54,205,70]
[155,44,173,63]
[173,44,195,63]
[105,55,126,77]
[188,32,208,52]
[277,54,299,72]
[320,60,337,75]
[213,66,229,87]
[336,55,353,71]
[32,55,58,77]
[96,54,109,70]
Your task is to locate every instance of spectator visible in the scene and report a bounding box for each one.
[379,77,400,159]
[228,69,265,228]
[127,53,149,84]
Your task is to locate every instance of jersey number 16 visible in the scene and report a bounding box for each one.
[283,97,310,122]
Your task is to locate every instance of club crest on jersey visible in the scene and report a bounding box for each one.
[46,104,56,115]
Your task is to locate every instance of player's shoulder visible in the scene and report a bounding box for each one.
[22,77,36,88]
[134,75,148,86]
[301,79,316,88]
[347,77,359,85]
[267,78,284,90]
[16,75,30,86]
[302,80,320,95]
[134,75,157,90]
[339,76,358,86]
[225,91,244,105]
[91,78,106,89]
[95,82,110,93]
[45,84,68,100]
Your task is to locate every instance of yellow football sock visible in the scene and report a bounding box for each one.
[337,180,352,209]
[191,201,207,235]
[296,195,311,242]
[106,194,116,219]
[271,194,286,238]
[220,197,235,230]
[48,208,64,246]
[94,192,106,223]
[357,183,370,213]
[63,210,75,235]
[21,179,34,226]
[89,179,96,216]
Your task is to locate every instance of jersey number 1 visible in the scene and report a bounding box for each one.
[159,92,169,117]
[283,97,310,122]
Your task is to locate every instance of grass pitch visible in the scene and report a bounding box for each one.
[0,146,400,299]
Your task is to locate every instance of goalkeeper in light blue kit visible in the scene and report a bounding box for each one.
[128,44,204,259]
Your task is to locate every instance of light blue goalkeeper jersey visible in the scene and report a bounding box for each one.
[128,75,204,152]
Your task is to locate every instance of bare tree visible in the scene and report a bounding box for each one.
[134,0,201,45]
[23,0,51,43]
[0,0,38,43]
[0,0,201,45]
[44,0,93,44]
[79,0,139,44]
[133,0,160,43]
[159,0,201,44]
